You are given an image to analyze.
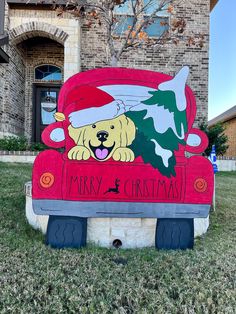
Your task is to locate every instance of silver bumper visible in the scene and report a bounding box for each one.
[33,199,210,218]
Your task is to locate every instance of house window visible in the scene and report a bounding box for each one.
[143,0,167,15]
[113,15,135,36]
[114,1,132,15]
[113,1,134,36]
[143,0,169,37]
[113,0,169,37]
[35,65,62,82]
[143,16,169,37]
[40,91,57,125]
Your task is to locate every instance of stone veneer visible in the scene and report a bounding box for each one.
[8,10,80,81]
[0,150,39,163]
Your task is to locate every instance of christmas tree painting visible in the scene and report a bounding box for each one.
[126,66,189,177]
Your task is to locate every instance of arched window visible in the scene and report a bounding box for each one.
[35,65,62,81]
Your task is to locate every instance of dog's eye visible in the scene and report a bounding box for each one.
[92,124,96,128]
[110,125,115,129]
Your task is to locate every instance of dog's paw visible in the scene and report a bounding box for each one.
[68,146,91,160]
[113,147,135,162]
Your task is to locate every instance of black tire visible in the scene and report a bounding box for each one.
[46,216,87,249]
[155,218,194,250]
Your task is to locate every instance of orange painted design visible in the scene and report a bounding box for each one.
[40,172,55,188]
[194,178,207,193]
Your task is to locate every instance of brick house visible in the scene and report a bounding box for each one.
[208,106,236,158]
[0,0,218,143]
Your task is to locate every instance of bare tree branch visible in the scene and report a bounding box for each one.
[30,0,203,66]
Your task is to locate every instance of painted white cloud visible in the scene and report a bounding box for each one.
[50,128,65,142]
[186,133,201,147]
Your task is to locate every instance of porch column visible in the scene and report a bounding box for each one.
[64,19,81,82]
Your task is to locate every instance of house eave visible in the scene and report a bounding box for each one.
[210,0,218,11]
[7,0,67,5]
[7,0,219,10]
[208,106,236,127]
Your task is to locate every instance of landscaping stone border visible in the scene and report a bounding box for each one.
[0,151,39,163]
[217,159,236,171]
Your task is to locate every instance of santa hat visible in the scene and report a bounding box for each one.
[54,85,131,128]
[54,66,189,129]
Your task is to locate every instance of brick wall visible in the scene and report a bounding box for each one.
[80,0,210,125]
[0,64,6,135]
[224,118,236,157]
[1,0,210,138]
[0,4,25,138]
[0,44,25,138]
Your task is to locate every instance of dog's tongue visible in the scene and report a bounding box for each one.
[95,148,109,160]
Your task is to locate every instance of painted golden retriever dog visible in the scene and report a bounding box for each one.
[68,114,136,162]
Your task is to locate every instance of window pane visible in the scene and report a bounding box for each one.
[113,15,135,36]
[35,68,44,80]
[35,65,62,81]
[114,1,132,14]
[144,16,169,37]
[143,0,168,16]
[40,91,57,125]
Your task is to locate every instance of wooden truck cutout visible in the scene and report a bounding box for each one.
[32,67,214,249]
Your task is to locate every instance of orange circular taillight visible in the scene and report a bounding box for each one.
[194,178,207,192]
[39,172,55,188]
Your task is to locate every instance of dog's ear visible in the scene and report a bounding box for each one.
[68,125,85,145]
[119,116,136,147]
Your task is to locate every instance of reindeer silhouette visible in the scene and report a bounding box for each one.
[104,179,120,194]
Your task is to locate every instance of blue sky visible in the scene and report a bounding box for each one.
[209,0,236,119]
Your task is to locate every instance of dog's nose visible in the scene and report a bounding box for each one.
[97,131,108,142]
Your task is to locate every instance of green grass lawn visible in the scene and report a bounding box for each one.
[0,162,235,313]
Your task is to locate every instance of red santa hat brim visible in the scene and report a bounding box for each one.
[61,85,136,128]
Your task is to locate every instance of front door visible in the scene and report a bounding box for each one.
[34,86,60,142]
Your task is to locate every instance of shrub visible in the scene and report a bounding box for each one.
[0,136,28,151]
[30,142,48,151]
[199,120,229,156]
[0,136,49,152]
